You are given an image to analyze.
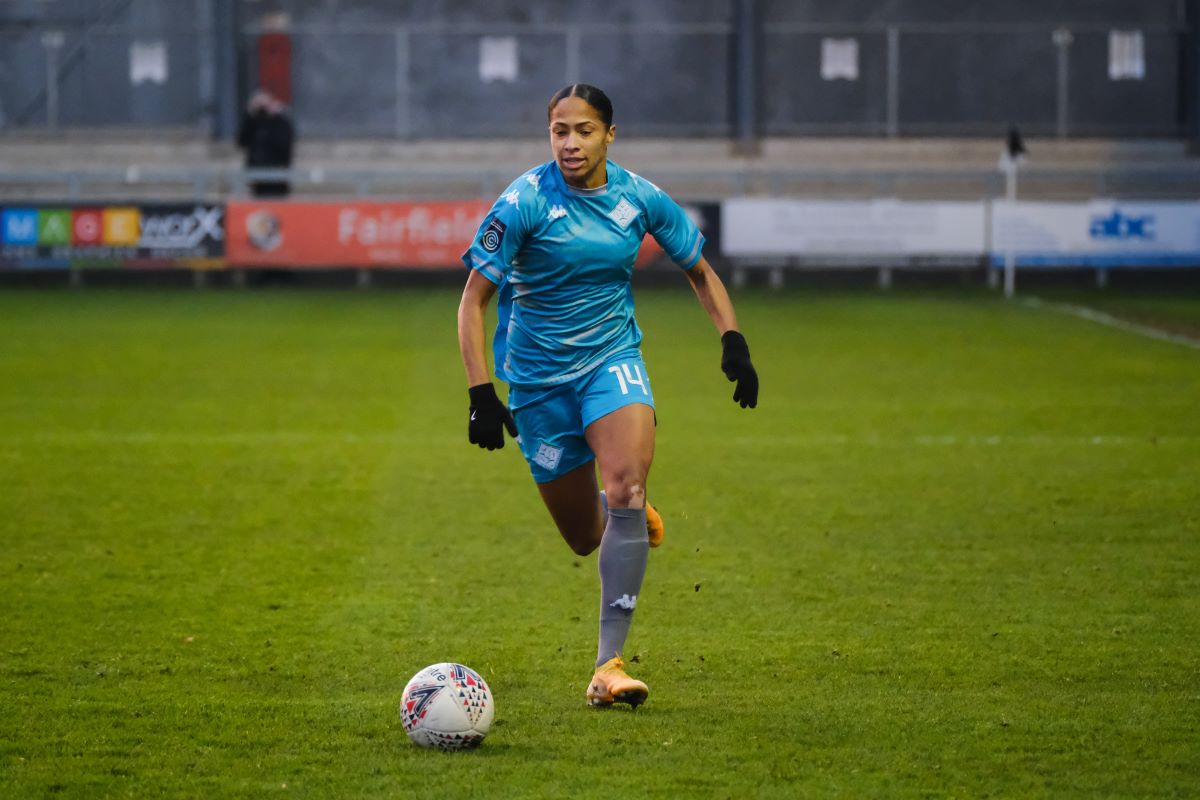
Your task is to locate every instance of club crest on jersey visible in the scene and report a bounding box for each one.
[608,198,641,230]
[481,218,506,252]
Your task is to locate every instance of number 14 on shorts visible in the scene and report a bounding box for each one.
[608,362,647,396]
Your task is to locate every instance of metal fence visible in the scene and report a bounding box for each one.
[242,19,1195,139]
[762,23,1187,137]
[0,0,218,131]
[0,11,1192,138]
[241,21,735,139]
[4,163,1200,204]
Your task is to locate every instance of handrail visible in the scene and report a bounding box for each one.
[2,163,1199,202]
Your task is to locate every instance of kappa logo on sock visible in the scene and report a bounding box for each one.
[609,594,637,611]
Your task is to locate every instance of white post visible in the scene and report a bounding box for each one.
[1003,248,1016,297]
[732,265,747,289]
[1003,161,1017,298]
[768,265,784,289]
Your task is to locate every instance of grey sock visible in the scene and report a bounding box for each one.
[596,506,649,667]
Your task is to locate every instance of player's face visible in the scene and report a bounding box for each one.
[549,96,615,189]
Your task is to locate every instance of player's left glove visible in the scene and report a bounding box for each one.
[468,382,518,450]
[720,330,759,409]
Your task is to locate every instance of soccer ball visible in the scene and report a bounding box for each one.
[399,662,494,750]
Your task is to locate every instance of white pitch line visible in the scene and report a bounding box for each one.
[1021,297,1200,351]
[729,434,1188,447]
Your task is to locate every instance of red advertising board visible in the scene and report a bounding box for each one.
[226,201,490,268]
[226,200,668,269]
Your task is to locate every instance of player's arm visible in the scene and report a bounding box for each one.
[459,183,533,449]
[683,255,738,336]
[642,177,760,412]
[457,268,516,450]
[684,256,758,409]
[457,269,497,388]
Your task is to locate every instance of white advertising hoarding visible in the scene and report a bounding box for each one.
[721,199,987,258]
[992,201,1200,267]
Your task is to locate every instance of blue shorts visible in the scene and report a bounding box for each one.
[510,350,655,484]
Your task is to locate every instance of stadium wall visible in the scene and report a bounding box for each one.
[0,0,1191,139]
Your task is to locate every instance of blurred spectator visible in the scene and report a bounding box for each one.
[237,90,294,197]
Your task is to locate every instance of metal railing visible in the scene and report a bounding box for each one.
[3,163,1200,203]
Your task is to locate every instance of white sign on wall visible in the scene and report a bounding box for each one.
[721,199,987,257]
[129,40,168,85]
[479,36,518,83]
[1108,30,1145,80]
[821,38,859,81]
[992,201,1200,266]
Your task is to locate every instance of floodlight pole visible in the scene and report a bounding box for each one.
[1188,0,1200,153]
[886,26,900,138]
[732,0,759,155]
[212,0,240,140]
[41,31,64,129]
[1053,28,1074,140]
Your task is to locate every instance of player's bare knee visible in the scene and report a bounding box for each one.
[607,479,645,509]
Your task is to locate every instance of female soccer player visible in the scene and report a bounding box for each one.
[458,84,758,708]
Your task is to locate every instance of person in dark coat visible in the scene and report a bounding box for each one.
[237,90,295,198]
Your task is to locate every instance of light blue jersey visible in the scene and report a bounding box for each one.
[462,160,705,395]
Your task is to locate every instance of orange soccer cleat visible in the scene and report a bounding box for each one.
[645,501,664,549]
[586,656,649,709]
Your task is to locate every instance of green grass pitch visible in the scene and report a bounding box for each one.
[1,287,1197,798]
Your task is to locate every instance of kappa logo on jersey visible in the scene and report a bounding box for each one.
[534,442,563,471]
[548,205,567,221]
[525,173,541,191]
[504,191,520,206]
[481,218,506,252]
[609,594,637,611]
[608,198,641,230]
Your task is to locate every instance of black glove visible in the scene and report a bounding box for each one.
[468,383,517,450]
[720,331,759,409]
